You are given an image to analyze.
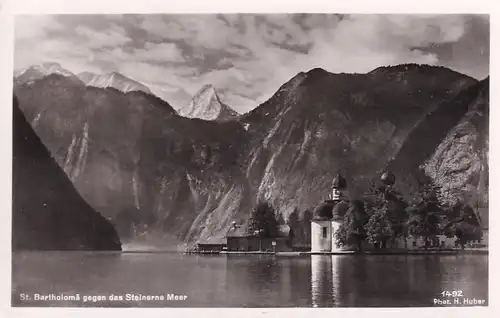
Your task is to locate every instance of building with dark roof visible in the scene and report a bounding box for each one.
[225,223,294,252]
[196,237,226,253]
[311,173,350,252]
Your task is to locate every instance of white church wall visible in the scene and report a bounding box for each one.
[311,220,332,252]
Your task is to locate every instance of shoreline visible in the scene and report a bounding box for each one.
[192,249,489,256]
[13,248,488,255]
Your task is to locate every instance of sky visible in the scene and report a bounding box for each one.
[14,14,490,113]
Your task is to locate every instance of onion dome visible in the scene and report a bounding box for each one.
[332,201,350,221]
[332,174,347,189]
[313,201,334,220]
[380,171,396,186]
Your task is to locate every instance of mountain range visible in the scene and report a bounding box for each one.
[13,63,489,247]
[14,63,238,122]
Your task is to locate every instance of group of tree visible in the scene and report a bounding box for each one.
[442,202,482,249]
[286,207,313,245]
[335,178,483,251]
[246,200,313,243]
[247,176,483,250]
[247,200,280,238]
[335,200,368,251]
[405,181,444,249]
[362,182,409,249]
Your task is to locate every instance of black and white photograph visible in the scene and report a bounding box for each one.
[7,2,492,311]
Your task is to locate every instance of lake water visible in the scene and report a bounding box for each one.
[12,252,488,307]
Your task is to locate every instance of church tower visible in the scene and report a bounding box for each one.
[311,174,350,253]
[329,174,349,201]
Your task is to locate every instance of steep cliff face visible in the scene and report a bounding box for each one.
[13,64,484,246]
[238,65,476,217]
[423,78,489,226]
[178,84,239,121]
[12,95,122,251]
[385,75,483,192]
[135,112,249,242]
[14,74,243,245]
[15,75,176,226]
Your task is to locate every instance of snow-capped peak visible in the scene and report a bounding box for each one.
[77,71,152,94]
[178,84,239,121]
[37,62,74,76]
[14,62,75,84]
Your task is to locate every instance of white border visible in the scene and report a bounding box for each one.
[1,0,498,318]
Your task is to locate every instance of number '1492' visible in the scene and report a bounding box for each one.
[441,290,463,297]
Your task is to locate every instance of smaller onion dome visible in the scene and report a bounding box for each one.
[313,201,334,220]
[332,174,347,189]
[380,171,396,186]
[332,201,350,221]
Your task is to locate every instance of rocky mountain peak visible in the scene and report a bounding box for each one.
[14,62,75,84]
[178,84,239,121]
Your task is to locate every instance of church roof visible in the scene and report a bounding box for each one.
[380,171,396,186]
[313,201,334,220]
[332,174,347,189]
[313,200,350,220]
[332,201,350,219]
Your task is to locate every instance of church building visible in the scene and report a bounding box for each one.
[311,174,350,253]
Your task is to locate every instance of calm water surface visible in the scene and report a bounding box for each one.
[12,252,488,307]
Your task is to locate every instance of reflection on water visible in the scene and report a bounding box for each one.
[311,255,339,307]
[310,254,488,307]
[12,252,487,307]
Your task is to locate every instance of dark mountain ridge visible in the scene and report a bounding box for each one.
[12,95,121,250]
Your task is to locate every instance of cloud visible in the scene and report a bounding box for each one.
[14,36,97,73]
[14,15,63,40]
[75,24,132,48]
[139,15,239,50]
[220,91,257,113]
[14,14,489,112]
[133,42,185,62]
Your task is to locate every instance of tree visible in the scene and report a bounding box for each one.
[287,207,302,243]
[302,209,313,244]
[443,203,482,249]
[385,189,408,246]
[276,211,286,225]
[363,181,407,248]
[406,181,444,249]
[247,200,279,238]
[364,207,393,248]
[336,200,368,251]
[454,221,482,249]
